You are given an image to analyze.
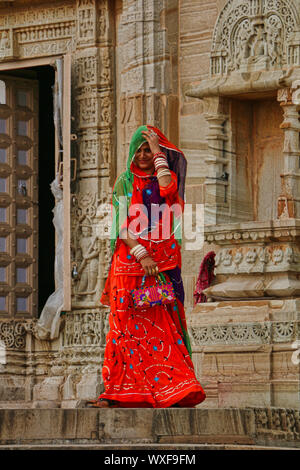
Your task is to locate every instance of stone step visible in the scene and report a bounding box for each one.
[0,407,299,449]
[0,443,298,450]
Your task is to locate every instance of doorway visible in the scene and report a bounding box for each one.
[0,65,55,318]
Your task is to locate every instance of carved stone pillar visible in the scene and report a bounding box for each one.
[202,97,229,225]
[71,0,115,309]
[117,0,178,171]
[277,87,300,219]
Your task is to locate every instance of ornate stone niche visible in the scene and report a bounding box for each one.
[186,0,300,226]
[210,0,300,76]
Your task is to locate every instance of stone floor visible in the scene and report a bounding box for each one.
[0,406,299,449]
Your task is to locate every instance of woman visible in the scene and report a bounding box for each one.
[90,125,206,408]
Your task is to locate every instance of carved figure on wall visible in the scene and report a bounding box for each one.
[78,9,94,40]
[75,219,99,300]
[98,2,107,38]
[284,246,295,264]
[223,249,232,266]
[273,248,284,264]
[100,134,110,166]
[100,48,110,83]
[0,31,9,54]
[246,249,257,264]
[234,20,252,67]
[267,16,283,65]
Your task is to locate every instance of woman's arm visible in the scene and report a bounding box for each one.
[119,227,159,276]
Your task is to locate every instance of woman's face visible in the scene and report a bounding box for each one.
[134,142,155,173]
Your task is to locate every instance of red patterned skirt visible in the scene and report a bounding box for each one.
[98,245,206,408]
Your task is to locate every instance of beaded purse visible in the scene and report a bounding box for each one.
[131,272,175,309]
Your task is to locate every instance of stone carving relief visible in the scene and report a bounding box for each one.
[71,190,112,306]
[189,321,299,346]
[211,0,299,75]
[0,29,14,59]
[71,192,98,303]
[63,310,109,348]
[100,93,112,128]
[100,133,112,168]
[0,5,76,60]
[0,321,26,349]
[76,92,97,128]
[73,39,114,171]
[0,5,75,27]
[98,0,108,40]
[69,0,115,307]
[78,129,98,168]
[76,220,99,301]
[254,408,300,440]
[213,245,300,274]
[100,47,112,85]
[75,55,97,88]
[77,0,96,44]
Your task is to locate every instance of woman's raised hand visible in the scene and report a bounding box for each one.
[142,130,160,155]
[140,256,159,277]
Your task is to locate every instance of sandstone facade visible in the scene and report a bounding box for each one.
[0,0,298,417]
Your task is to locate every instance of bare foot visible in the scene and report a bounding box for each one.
[86,399,117,408]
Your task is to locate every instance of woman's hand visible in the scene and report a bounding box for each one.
[140,256,159,276]
[142,130,160,155]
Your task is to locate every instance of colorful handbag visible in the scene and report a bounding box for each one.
[131,272,176,309]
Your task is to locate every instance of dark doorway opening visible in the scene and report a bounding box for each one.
[36,66,55,314]
[1,65,56,315]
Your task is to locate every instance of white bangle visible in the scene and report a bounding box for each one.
[157,168,171,178]
[130,244,149,262]
[154,158,168,169]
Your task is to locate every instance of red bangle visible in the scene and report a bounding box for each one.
[153,151,167,159]
[138,252,149,262]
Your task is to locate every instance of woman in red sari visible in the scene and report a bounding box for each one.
[90,125,206,408]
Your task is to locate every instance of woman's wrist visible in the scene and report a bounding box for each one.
[130,243,149,262]
[153,151,169,172]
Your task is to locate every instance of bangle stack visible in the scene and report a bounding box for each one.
[153,151,171,178]
[157,168,171,178]
[130,244,149,262]
[153,151,168,170]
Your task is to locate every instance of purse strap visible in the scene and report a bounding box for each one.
[140,272,166,288]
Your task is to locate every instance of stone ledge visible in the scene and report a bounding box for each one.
[0,407,298,449]
[0,443,297,450]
